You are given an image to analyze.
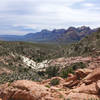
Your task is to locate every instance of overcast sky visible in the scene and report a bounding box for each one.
[0,0,100,35]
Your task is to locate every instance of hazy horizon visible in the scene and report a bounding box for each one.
[0,26,98,36]
[0,0,100,35]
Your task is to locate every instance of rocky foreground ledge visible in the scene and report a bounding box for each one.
[0,68,100,100]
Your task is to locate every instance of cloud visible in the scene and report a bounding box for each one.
[0,0,100,35]
[83,3,94,7]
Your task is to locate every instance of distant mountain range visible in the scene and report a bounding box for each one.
[0,26,97,43]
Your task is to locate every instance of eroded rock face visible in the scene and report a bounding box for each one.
[83,68,100,84]
[0,80,49,100]
[63,68,92,88]
[0,67,100,100]
[66,68,100,100]
[72,82,98,95]
[66,92,100,100]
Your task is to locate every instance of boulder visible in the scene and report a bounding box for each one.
[83,68,100,84]
[66,92,100,100]
[72,82,98,95]
[0,80,49,100]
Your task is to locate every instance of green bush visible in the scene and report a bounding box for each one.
[60,67,74,78]
[46,66,59,78]
[61,70,69,78]
[60,62,86,78]
[72,62,86,70]
[50,78,60,86]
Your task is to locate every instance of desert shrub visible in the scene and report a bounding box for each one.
[46,66,59,78]
[45,84,50,88]
[71,62,86,70]
[60,67,74,78]
[0,66,41,84]
[60,62,86,78]
[60,70,68,78]
[50,78,60,86]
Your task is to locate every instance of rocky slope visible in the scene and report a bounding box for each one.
[0,67,100,100]
[0,28,100,84]
[0,27,100,100]
[66,28,100,57]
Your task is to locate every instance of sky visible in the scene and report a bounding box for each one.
[0,0,100,35]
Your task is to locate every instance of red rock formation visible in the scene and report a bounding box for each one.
[0,67,100,100]
[0,80,49,100]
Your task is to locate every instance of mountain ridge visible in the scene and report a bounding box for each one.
[0,26,97,43]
